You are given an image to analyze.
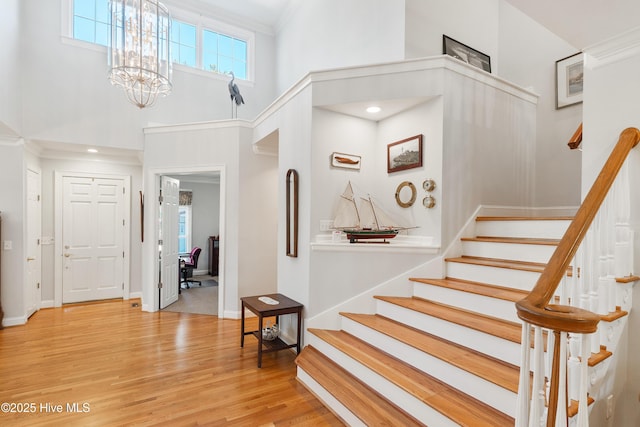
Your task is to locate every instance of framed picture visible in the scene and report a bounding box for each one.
[331,152,361,170]
[556,52,584,109]
[443,35,491,73]
[387,134,423,173]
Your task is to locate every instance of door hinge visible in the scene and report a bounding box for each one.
[37,195,40,201]
[123,251,125,258]
[37,238,40,245]
[37,282,40,289]
[123,219,125,226]
[123,187,125,194]
[158,282,163,289]
[159,190,163,204]
[158,239,163,245]
[122,282,124,290]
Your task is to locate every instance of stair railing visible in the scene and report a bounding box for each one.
[515,127,640,427]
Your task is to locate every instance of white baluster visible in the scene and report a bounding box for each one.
[530,326,547,427]
[555,331,568,426]
[516,321,532,427]
[567,332,581,402]
[576,333,591,426]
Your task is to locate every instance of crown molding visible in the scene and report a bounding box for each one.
[584,26,640,69]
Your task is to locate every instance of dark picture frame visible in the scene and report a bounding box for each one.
[556,52,583,109]
[443,35,491,73]
[387,134,423,173]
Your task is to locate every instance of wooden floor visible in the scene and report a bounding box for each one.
[0,299,342,426]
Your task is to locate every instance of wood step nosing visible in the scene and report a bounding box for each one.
[307,332,464,425]
[296,346,424,426]
[410,277,528,303]
[337,317,519,418]
[296,367,365,427]
[374,295,522,342]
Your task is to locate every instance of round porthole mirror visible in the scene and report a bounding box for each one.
[395,181,417,208]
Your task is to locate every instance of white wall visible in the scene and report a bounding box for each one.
[582,33,640,427]
[275,0,406,93]
[19,0,278,150]
[0,0,21,136]
[143,124,278,317]
[405,0,500,72]
[405,0,583,207]
[497,1,583,207]
[0,141,25,325]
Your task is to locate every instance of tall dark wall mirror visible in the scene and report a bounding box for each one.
[286,169,298,257]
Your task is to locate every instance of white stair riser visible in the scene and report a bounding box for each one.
[446,262,540,290]
[340,317,517,418]
[461,240,556,264]
[375,299,521,365]
[475,220,570,239]
[412,282,520,323]
[296,367,366,427]
[307,334,458,426]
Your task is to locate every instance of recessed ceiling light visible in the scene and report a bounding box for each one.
[366,106,381,113]
[87,148,98,153]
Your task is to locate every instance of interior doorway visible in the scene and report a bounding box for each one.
[154,169,224,317]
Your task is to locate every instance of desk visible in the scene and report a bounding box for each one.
[240,293,303,368]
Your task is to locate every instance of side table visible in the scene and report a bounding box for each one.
[240,293,303,368]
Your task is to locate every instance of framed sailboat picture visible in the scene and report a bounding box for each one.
[387,134,423,173]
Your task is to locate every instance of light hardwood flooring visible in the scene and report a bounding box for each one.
[0,299,342,426]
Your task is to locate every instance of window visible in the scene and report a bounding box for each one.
[202,30,247,79]
[178,205,192,254]
[73,0,110,46]
[66,1,254,80]
[171,21,197,67]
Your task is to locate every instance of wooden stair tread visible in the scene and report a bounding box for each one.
[445,255,549,273]
[476,216,573,221]
[308,329,514,427]
[296,345,423,426]
[410,277,529,303]
[462,236,560,246]
[374,295,523,344]
[600,307,628,322]
[588,346,613,367]
[337,313,520,393]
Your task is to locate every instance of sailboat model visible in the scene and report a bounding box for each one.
[333,182,406,243]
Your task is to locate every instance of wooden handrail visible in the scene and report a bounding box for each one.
[568,123,583,149]
[516,127,640,332]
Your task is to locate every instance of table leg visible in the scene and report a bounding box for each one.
[296,309,302,354]
[257,315,263,368]
[240,302,245,348]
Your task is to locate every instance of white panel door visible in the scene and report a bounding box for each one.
[159,176,180,309]
[62,176,125,303]
[26,168,42,317]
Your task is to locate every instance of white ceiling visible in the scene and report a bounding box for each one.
[504,0,640,49]
[197,0,639,50]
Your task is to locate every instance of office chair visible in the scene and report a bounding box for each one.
[180,247,202,290]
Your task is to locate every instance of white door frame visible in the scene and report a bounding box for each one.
[146,165,226,317]
[25,166,42,317]
[54,171,131,307]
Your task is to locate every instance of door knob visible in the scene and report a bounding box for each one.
[64,253,71,257]
[27,257,35,261]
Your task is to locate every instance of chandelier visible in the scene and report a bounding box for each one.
[109,0,172,108]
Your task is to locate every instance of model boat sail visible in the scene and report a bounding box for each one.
[333,182,407,243]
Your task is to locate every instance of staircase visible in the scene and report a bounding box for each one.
[296,215,631,426]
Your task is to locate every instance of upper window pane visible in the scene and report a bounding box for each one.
[73,0,110,46]
[203,29,247,79]
[171,21,197,67]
